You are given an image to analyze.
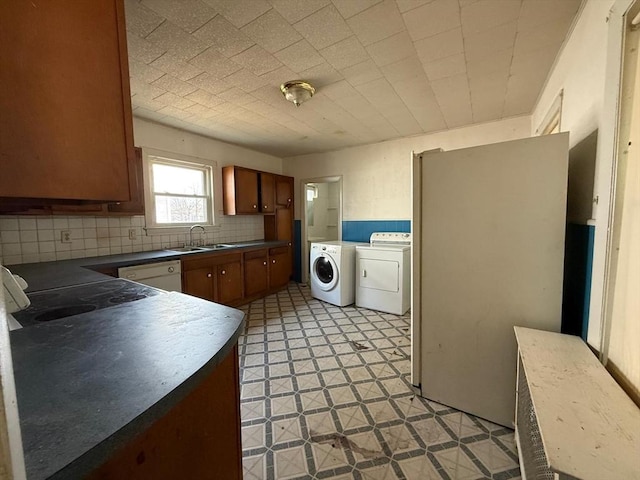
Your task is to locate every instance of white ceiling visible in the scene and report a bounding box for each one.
[126,0,582,157]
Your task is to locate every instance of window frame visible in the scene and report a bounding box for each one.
[142,148,216,233]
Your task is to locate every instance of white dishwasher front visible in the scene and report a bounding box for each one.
[118,260,182,292]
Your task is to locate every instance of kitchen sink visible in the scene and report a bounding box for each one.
[165,246,208,253]
[165,244,236,253]
[201,244,235,250]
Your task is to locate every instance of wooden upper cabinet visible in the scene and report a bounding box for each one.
[259,173,275,213]
[0,0,134,202]
[223,166,259,214]
[275,175,294,208]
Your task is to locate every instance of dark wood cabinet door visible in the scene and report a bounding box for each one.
[269,247,291,289]
[183,267,214,301]
[275,208,293,242]
[244,251,269,297]
[275,175,293,207]
[260,173,275,213]
[108,146,145,215]
[0,0,133,202]
[223,166,259,215]
[216,261,243,305]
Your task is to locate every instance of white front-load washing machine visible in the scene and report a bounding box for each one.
[310,241,364,307]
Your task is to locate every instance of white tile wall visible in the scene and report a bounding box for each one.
[0,214,264,266]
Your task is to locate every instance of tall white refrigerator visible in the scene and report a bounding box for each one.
[411,133,569,427]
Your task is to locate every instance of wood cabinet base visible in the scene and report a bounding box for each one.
[88,346,241,480]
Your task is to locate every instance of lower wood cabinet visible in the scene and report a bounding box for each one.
[244,249,269,298]
[269,246,291,289]
[183,246,292,307]
[182,253,243,307]
[88,345,241,480]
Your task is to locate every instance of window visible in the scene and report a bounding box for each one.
[143,149,215,230]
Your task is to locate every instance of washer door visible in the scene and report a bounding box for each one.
[312,254,339,291]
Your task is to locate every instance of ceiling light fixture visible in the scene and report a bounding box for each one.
[280,80,315,107]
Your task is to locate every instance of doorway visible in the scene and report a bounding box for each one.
[301,176,342,284]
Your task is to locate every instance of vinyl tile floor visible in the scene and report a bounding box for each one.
[238,283,521,480]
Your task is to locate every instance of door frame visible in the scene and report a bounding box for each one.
[300,176,342,285]
[588,0,639,352]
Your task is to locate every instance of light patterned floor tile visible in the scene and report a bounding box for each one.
[365,400,400,424]
[242,452,267,480]
[270,394,298,417]
[241,399,266,422]
[441,412,484,439]
[435,447,484,480]
[336,405,370,431]
[273,445,309,480]
[397,455,442,480]
[354,381,386,401]
[306,411,338,436]
[310,441,350,473]
[344,430,386,462]
[467,439,518,473]
[301,390,329,411]
[242,423,266,451]
[380,424,421,455]
[322,369,349,386]
[328,385,357,406]
[241,381,265,400]
[296,372,322,391]
[411,417,454,446]
[359,462,401,480]
[272,416,303,445]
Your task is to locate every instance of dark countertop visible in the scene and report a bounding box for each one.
[11,292,245,480]
[9,239,288,292]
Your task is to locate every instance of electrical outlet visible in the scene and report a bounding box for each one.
[60,230,72,243]
[128,228,137,240]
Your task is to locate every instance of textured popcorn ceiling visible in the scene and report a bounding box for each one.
[126,0,582,157]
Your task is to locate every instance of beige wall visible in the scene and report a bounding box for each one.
[284,116,531,221]
[532,0,612,148]
[532,0,615,350]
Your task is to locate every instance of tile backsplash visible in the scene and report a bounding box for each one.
[0,214,264,266]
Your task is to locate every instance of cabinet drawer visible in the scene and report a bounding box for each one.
[269,246,289,256]
[244,249,268,261]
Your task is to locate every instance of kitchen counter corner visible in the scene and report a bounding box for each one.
[10,292,245,479]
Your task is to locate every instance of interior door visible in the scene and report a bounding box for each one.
[413,133,569,427]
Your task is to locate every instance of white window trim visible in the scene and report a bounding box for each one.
[141,147,218,235]
[536,89,563,136]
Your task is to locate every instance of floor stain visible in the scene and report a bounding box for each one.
[309,431,382,459]
[350,341,369,351]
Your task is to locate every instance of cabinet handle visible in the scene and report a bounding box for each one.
[288,242,291,246]
[168,267,175,273]
[207,273,212,278]
[221,270,226,275]
[253,204,257,209]
[264,205,268,209]
[272,259,276,264]
[263,261,267,266]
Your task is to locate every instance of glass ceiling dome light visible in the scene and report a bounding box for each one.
[280,80,315,107]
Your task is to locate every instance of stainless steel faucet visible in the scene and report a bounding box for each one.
[189,224,205,247]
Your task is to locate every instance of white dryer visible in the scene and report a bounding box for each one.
[356,232,411,315]
[310,241,364,307]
